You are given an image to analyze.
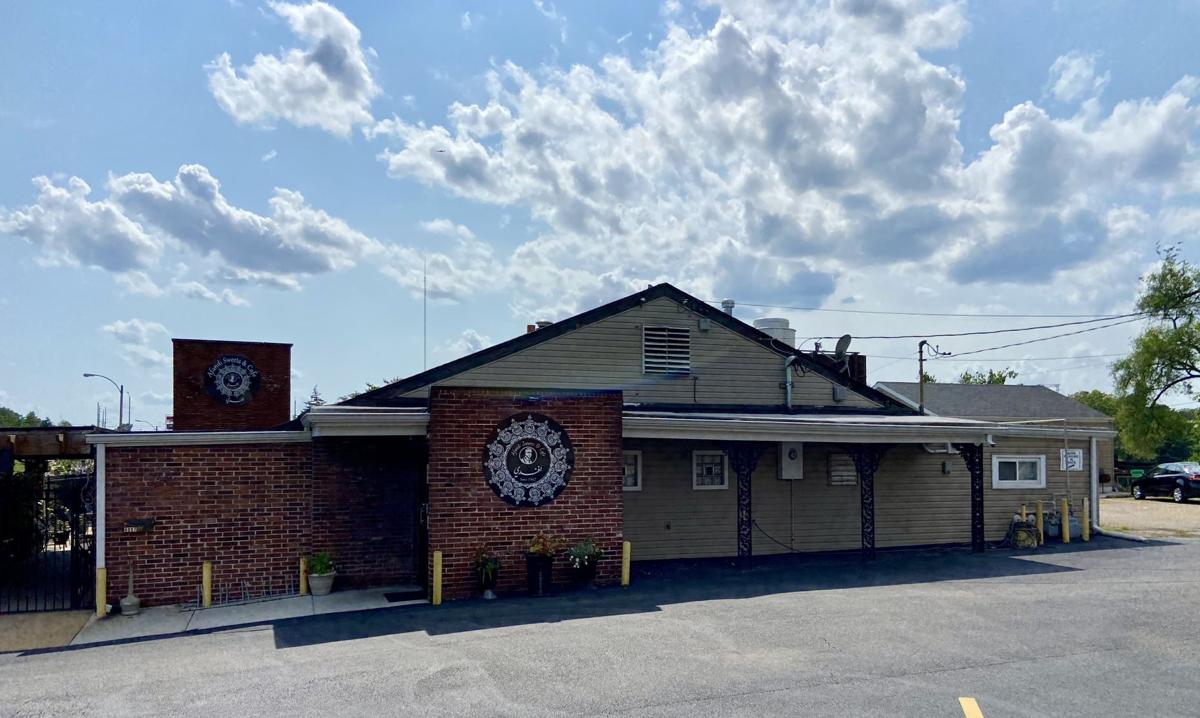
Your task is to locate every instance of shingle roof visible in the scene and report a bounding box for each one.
[874,382,1112,421]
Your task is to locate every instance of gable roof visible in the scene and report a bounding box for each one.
[342,282,910,411]
[874,381,1112,421]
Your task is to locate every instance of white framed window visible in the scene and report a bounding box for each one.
[643,326,691,375]
[622,450,643,492]
[992,455,1046,489]
[692,450,729,490]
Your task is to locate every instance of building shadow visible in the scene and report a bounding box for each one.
[269,535,1165,650]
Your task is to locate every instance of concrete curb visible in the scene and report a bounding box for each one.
[1095,527,1151,543]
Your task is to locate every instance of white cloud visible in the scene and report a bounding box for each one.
[139,391,172,405]
[378,218,499,301]
[442,328,492,357]
[1045,51,1109,104]
[102,319,171,367]
[261,149,278,162]
[533,0,568,43]
[461,11,472,30]
[207,1,379,136]
[366,1,1200,320]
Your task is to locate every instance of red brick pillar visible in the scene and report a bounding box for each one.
[426,387,623,600]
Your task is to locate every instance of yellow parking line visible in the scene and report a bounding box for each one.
[959,697,984,718]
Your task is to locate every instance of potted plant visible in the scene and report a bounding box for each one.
[566,538,604,588]
[524,532,562,597]
[307,552,336,596]
[474,545,501,600]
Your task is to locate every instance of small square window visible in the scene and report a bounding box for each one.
[622,451,642,492]
[992,455,1046,489]
[692,451,728,490]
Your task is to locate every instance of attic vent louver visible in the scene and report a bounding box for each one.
[643,326,691,375]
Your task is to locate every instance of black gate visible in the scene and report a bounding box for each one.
[0,472,95,613]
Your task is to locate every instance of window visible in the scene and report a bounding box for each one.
[992,455,1046,489]
[827,453,857,486]
[643,326,691,375]
[692,450,728,490]
[622,451,642,492]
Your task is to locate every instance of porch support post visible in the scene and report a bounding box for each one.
[724,443,764,561]
[955,443,986,552]
[844,444,887,561]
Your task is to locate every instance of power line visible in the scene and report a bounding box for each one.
[871,352,1125,362]
[707,299,1133,319]
[944,317,1144,358]
[817,313,1143,341]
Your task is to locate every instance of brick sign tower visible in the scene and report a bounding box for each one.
[172,339,292,431]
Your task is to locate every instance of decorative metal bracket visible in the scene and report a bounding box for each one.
[954,443,986,552]
[724,443,764,560]
[842,444,888,561]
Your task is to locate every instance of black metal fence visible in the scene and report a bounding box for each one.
[0,472,95,613]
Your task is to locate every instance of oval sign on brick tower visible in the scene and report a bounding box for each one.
[204,355,261,406]
[483,413,575,507]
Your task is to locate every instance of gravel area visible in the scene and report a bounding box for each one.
[1101,495,1200,538]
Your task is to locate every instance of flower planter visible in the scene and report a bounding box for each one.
[308,572,335,596]
[525,553,554,597]
[571,562,598,589]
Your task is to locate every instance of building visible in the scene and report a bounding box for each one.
[84,283,1114,607]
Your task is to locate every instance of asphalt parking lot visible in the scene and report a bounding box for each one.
[2,536,1198,717]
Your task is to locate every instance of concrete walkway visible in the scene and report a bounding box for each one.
[71,585,425,646]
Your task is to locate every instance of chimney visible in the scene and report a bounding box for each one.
[535,320,553,329]
[721,299,735,315]
[526,324,537,334]
[848,354,867,384]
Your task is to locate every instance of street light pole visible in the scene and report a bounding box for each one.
[83,373,125,428]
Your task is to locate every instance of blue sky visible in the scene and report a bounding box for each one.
[2,0,1198,426]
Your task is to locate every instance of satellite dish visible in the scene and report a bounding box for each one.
[833,334,852,361]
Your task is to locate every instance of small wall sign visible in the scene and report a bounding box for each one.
[483,413,575,507]
[123,518,157,534]
[1060,448,1084,472]
[205,355,261,405]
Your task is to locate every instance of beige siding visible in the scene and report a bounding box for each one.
[623,438,1096,561]
[406,297,879,408]
[983,437,1094,542]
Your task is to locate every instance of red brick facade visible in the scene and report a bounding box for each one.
[104,437,424,606]
[426,387,625,600]
[105,442,312,606]
[172,339,291,431]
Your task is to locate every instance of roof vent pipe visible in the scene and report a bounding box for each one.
[535,320,553,329]
[721,299,735,315]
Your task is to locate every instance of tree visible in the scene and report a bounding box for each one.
[338,376,403,402]
[920,371,938,384]
[0,406,53,428]
[1113,247,1200,457]
[305,386,325,411]
[958,368,1019,385]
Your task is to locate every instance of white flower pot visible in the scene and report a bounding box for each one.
[309,573,335,596]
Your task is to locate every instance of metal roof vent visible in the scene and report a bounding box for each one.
[753,317,796,348]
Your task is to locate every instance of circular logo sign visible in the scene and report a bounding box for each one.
[204,355,261,406]
[483,413,574,507]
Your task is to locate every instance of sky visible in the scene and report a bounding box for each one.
[1,0,1198,427]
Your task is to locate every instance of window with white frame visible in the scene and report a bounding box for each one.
[643,326,691,375]
[692,450,728,490]
[622,451,642,491]
[991,454,1046,489]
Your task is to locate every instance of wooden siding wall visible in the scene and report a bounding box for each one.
[623,437,1097,561]
[405,297,879,408]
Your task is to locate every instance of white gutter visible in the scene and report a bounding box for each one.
[784,355,798,409]
[302,407,429,437]
[86,430,311,447]
[95,443,105,576]
[1090,436,1100,529]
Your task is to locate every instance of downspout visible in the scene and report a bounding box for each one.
[784,355,798,409]
[1090,436,1100,531]
[95,443,106,617]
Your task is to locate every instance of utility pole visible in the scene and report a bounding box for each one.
[84,373,125,429]
[917,340,950,414]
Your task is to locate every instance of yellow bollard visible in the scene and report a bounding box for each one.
[1036,501,1044,545]
[96,567,107,618]
[202,561,212,608]
[432,551,443,606]
[1062,498,1071,544]
[1082,498,1091,542]
[1020,504,1027,521]
[621,541,632,587]
[299,557,309,596]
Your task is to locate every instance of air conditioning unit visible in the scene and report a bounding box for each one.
[778,441,804,480]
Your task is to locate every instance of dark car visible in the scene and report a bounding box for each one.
[1131,462,1200,503]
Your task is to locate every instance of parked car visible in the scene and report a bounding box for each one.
[1131,462,1200,503]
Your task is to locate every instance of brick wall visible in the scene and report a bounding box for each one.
[172,339,291,431]
[427,387,624,600]
[105,442,312,606]
[312,437,425,589]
